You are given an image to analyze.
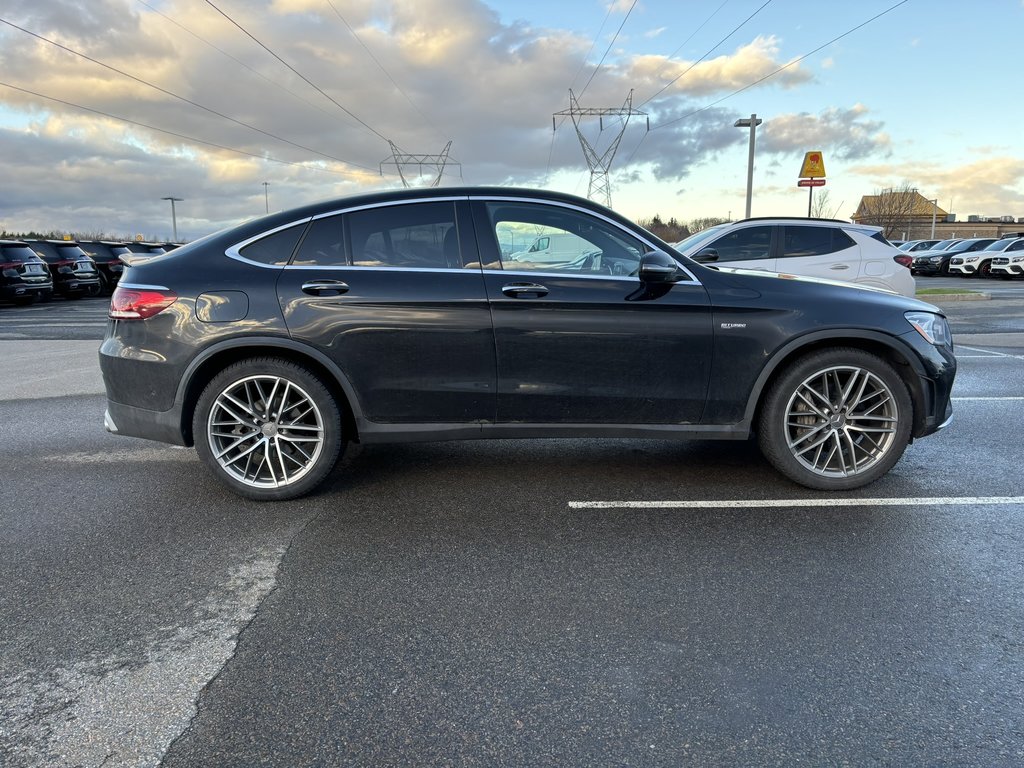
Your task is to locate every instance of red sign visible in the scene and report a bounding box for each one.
[797,179,826,187]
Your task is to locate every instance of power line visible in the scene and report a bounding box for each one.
[135,0,342,122]
[0,16,369,169]
[638,0,774,107]
[646,0,731,85]
[652,0,910,131]
[322,0,445,141]
[577,0,638,98]
[569,3,614,90]
[622,0,910,167]
[0,80,370,178]
[205,0,389,143]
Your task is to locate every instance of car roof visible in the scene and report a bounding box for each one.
[729,217,883,234]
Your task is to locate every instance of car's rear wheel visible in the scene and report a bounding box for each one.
[194,358,343,500]
[758,349,913,490]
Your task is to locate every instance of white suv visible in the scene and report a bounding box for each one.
[673,218,914,297]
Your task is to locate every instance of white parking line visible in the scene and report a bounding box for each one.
[952,396,1024,401]
[958,345,1024,360]
[569,496,1024,510]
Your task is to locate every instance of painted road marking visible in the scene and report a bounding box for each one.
[569,496,1024,510]
[958,345,1024,360]
[952,396,1024,401]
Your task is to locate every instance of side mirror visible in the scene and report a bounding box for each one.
[692,247,719,264]
[638,250,681,283]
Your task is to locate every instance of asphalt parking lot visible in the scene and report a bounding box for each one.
[2,278,1023,766]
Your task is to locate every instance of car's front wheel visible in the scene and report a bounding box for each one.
[193,358,343,500]
[758,349,913,490]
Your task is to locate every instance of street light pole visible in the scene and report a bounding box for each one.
[733,114,763,219]
[161,196,183,242]
[928,198,938,238]
[262,182,269,214]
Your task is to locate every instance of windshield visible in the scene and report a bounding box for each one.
[932,239,959,250]
[673,223,731,252]
[984,238,1018,251]
[897,241,917,251]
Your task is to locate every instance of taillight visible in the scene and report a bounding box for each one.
[109,286,177,319]
[54,259,75,274]
[894,255,913,269]
[1,261,19,277]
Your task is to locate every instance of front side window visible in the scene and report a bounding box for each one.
[486,202,646,276]
[707,225,773,262]
[1007,239,1024,252]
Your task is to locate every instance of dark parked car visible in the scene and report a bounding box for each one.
[0,240,53,305]
[80,241,132,293]
[912,238,997,276]
[125,242,168,256]
[100,187,956,500]
[26,240,101,298]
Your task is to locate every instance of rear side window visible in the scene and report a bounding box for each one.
[708,225,772,262]
[346,202,458,269]
[239,224,305,266]
[782,226,855,259]
[870,232,891,246]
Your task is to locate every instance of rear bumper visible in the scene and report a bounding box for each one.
[1,282,51,298]
[104,400,188,446]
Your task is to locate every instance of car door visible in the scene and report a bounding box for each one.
[275,199,496,425]
[471,199,713,425]
[778,224,859,281]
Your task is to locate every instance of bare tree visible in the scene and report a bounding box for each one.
[854,182,919,238]
[636,214,690,243]
[810,189,844,220]
[687,216,730,234]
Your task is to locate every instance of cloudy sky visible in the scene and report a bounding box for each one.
[1,0,1022,241]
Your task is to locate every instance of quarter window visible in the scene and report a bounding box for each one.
[240,223,306,266]
[484,202,646,276]
[707,225,772,262]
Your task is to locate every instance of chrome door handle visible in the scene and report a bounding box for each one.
[830,264,850,270]
[502,282,548,298]
[301,280,349,296]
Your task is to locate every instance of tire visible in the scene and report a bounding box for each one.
[757,348,913,490]
[976,260,992,279]
[193,357,343,500]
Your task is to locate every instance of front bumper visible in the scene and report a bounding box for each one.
[991,264,1023,276]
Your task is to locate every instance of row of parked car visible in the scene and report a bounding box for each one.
[894,236,1024,278]
[0,239,179,305]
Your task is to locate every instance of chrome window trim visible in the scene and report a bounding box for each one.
[225,217,313,269]
[284,265,475,274]
[485,269,640,283]
[222,193,701,285]
[117,282,171,291]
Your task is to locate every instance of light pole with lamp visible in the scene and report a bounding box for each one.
[262,182,269,214]
[161,196,183,242]
[734,114,762,219]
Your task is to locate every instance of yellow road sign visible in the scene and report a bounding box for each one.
[799,151,826,178]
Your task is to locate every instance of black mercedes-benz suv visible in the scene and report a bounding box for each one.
[100,187,956,500]
[1,239,53,305]
[27,239,101,298]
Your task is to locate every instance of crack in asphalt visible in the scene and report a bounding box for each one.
[0,508,321,768]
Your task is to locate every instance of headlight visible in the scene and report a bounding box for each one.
[1012,256,1024,263]
[929,256,942,262]
[905,311,952,347]
[964,256,979,262]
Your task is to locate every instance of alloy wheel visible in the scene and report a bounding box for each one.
[207,374,325,489]
[783,365,899,478]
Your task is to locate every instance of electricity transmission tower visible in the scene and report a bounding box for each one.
[553,89,648,208]
[380,141,461,187]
